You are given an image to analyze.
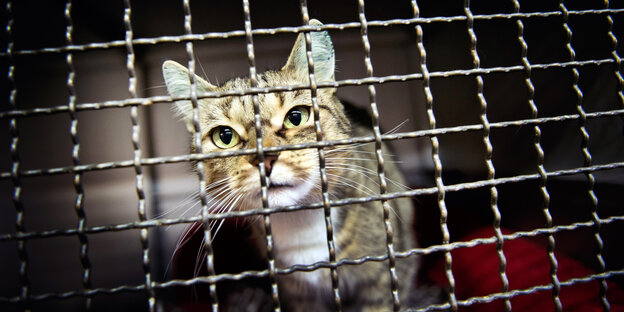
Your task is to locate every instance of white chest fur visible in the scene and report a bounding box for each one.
[269,209,331,286]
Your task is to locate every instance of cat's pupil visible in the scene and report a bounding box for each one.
[220,128,233,144]
[288,110,302,126]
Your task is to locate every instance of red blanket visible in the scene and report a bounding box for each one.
[428,227,624,311]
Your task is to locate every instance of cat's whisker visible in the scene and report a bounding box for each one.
[160,177,231,220]
[298,149,356,164]
[161,197,211,234]
[316,165,386,195]
[384,119,410,135]
[164,221,202,278]
[310,162,389,196]
[325,162,410,191]
[325,149,399,162]
[169,179,237,276]
[210,184,250,233]
[180,190,227,224]
[141,84,168,92]
[207,177,232,190]
[326,162,378,176]
[299,175,341,202]
[196,56,209,83]
[324,144,388,155]
[194,242,206,277]
[170,186,243,279]
[324,140,395,155]
[325,165,381,188]
[326,173,377,197]
[205,183,236,213]
[152,190,200,219]
[210,193,244,240]
[327,171,403,221]
[187,183,230,213]
[175,222,199,251]
[333,149,400,160]
[204,177,232,195]
[212,188,241,218]
[385,202,404,223]
[176,201,202,221]
[210,219,227,243]
[326,156,404,164]
[324,144,363,155]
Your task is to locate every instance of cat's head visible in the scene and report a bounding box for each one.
[162,20,351,210]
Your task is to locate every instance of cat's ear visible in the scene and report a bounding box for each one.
[162,60,217,132]
[283,19,335,82]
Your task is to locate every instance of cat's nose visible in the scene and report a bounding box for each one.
[263,153,278,176]
[251,153,279,176]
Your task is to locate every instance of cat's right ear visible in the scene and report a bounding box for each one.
[162,60,217,132]
[283,19,335,82]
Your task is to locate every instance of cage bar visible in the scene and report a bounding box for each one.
[463,1,511,311]
[299,1,343,310]
[410,1,458,311]
[5,0,30,310]
[512,0,563,310]
[559,1,610,310]
[241,0,281,310]
[122,0,156,310]
[357,0,402,310]
[63,0,94,310]
[180,0,219,309]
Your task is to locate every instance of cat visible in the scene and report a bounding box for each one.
[162,19,436,311]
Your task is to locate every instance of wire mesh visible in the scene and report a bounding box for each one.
[1,0,623,311]
[512,0,564,310]
[299,1,342,309]
[462,1,511,310]
[64,1,94,310]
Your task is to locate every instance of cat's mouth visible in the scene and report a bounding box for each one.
[267,179,295,191]
[260,174,315,207]
[263,178,303,207]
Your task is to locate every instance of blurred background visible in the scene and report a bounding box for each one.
[0,0,623,311]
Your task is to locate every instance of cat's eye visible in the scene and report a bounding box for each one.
[211,126,240,149]
[283,106,310,129]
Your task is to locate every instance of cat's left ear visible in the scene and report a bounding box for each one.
[283,19,335,82]
[162,60,218,132]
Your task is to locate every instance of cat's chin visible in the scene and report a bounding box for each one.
[266,181,315,208]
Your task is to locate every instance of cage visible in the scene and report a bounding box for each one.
[1,0,623,311]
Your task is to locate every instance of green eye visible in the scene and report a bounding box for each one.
[284,106,310,129]
[211,126,240,149]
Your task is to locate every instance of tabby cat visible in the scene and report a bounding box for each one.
[162,20,433,311]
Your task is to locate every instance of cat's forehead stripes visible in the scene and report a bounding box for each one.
[213,72,310,130]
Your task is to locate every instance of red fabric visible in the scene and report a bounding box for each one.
[428,227,624,312]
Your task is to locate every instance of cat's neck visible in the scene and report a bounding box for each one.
[269,209,331,287]
[269,209,329,266]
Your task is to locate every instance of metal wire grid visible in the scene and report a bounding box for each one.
[64,1,93,310]
[513,0,563,309]
[1,0,623,311]
[122,0,157,310]
[241,0,281,308]
[410,1,458,310]
[299,1,342,308]
[180,0,220,310]
[461,1,510,310]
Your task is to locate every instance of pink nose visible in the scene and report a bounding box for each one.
[263,154,278,176]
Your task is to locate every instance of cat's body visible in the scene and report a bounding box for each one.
[163,20,433,311]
